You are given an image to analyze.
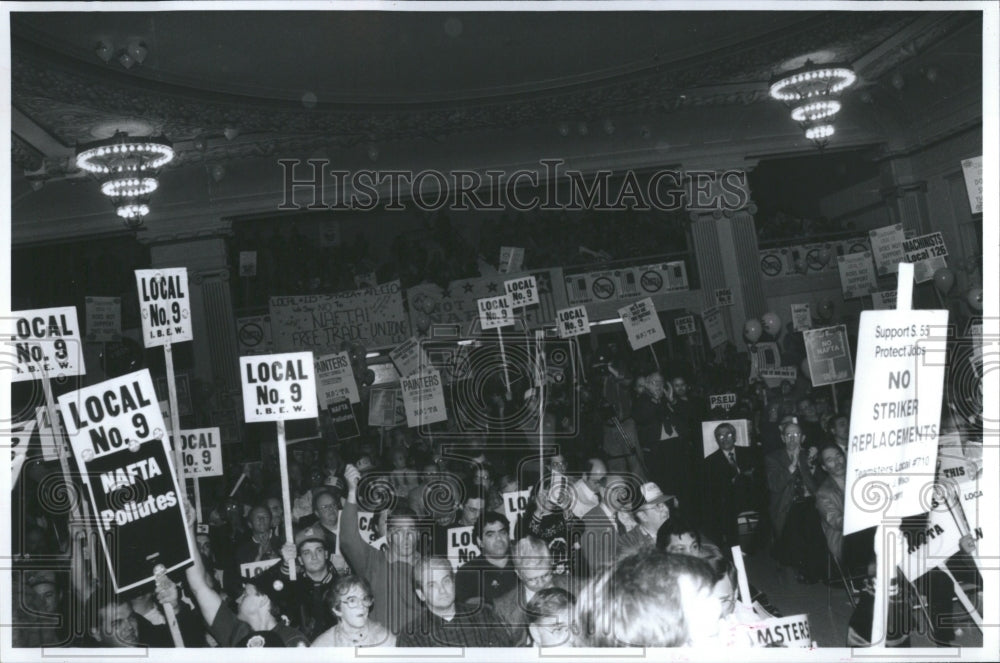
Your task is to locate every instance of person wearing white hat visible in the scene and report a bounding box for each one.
[618,482,674,557]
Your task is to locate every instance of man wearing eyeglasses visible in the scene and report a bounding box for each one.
[493,536,571,646]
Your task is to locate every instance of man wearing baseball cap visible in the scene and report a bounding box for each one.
[618,482,674,557]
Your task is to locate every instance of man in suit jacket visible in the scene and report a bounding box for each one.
[703,422,762,549]
[576,475,637,578]
[618,482,673,558]
[493,536,571,646]
[814,443,846,562]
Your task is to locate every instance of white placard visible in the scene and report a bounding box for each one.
[400,369,448,428]
[790,303,813,332]
[619,298,665,350]
[502,490,531,538]
[701,419,751,457]
[239,251,257,277]
[743,614,812,648]
[674,315,696,336]
[714,288,734,307]
[556,305,590,338]
[868,224,906,276]
[240,559,280,579]
[240,352,318,422]
[708,393,737,412]
[844,309,949,535]
[902,232,949,283]
[872,291,898,310]
[447,525,481,571]
[837,252,878,300]
[504,275,540,309]
[701,307,727,348]
[5,307,86,382]
[499,246,525,274]
[85,297,122,342]
[35,406,68,462]
[357,511,382,548]
[178,427,223,478]
[389,337,431,377]
[961,155,983,214]
[135,268,193,347]
[315,351,361,406]
[477,295,514,330]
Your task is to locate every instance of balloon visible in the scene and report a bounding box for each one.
[817,300,834,321]
[933,267,955,294]
[743,319,762,344]
[761,312,782,337]
[816,247,832,267]
[364,369,376,386]
[800,358,812,380]
[967,287,983,311]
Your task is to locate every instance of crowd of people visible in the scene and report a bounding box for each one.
[11,334,984,649]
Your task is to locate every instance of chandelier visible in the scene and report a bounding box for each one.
[75,131,174,228]
[769,61,857,149]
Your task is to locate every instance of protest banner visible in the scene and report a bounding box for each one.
[619,298,665,350]
[790,303,812,332]
[556,305,590,338]
[236,314,273,356]
[868,224,906,275]
[708,393,737,412]
[504,275,540,309]
[837,251,878,299]
[701,306,727,348]
[11,419,36,484]
[902,232,949,283]
[674,315,696,336]
[6,306,85,382]
[498,246,525,274]
[744,614,812,648]
[178,428,223,479]
[447,526,481,571]
[715,288,734,307]
[85,296,122,342]
[240,351,318,580]
[368,387,406,428]
[240,559,280,579]
[57,369,192,592]
[400,369,448,428]
[478,295,514,330]
[389,337,431,378]
[239,251,257,277]
[314,351,360,406]
[803,325,854,388]
[503,490,531,538]
[701,419,751,457]
[135,269,193,347]
[961,155,983,214]
[872,290,898,310]
[329,399,361,440]
[269,281,409,353]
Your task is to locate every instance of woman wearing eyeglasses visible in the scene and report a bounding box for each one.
[311,575,395,647]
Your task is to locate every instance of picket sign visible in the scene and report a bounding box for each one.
[239,351,319,581]
[503,490,531,539]
[447,525,481,571]
[240,559,281,579]
[478,295,514,395]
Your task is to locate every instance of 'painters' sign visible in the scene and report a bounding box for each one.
[400,369,448,428]
[314,351,360,406]
[135,269,193,347]
[240,352,318,423]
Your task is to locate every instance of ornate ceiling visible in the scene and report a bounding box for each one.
[10,9,974,184]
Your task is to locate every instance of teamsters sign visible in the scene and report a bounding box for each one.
[57,369,192,592]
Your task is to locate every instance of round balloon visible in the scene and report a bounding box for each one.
[743,318,762,344]
[967,287,983,311]
[933,267,955,294]
[364,369,376,386]
[761,312,782,336]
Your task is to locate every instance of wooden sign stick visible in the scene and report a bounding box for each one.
[276,420,296,580]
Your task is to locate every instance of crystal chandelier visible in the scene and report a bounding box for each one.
[769,61,856,149]
[75,131,174,228]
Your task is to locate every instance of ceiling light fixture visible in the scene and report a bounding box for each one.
[769,60,856,150]
[76,131,174,229]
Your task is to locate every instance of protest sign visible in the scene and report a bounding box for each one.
[11,419,36,484]
[329,399,360,440]
[478,295,514,330]
[57,369,191,592]
[239,251,257,277]
[389,337,431,377]
[619,298,665,350]
[674,315,696,336]
[758,366,798,389]
[961,156,983,214]
[85,296,122,342]
[872,290,898,310]
[790,303,812,331]
[844,308,949,535]
[314,351,360,406]
[503,490,531,538]
[240,352,318,423]
[701,307,727,348]
[868,224,906,275]
[236,314,273,356]
[708,393,737,412]
[701,419,750,457]
[498,246,525,274]
[447,526,481,571]
[749,342,781,380]
[6,306,85,382]
[36,406,69,462]
[368,387,406,428]
[903,232,948,283]
[357,511,382,547]
[135,269,193,347]
[178,428,223,478]
[400,369,448,428]
[556,305,590,338]
[803,325,854,387]
[837,252,878,300]
[240,559,280,579]
[715,288,734,307]
[744,614,812,648]
[269,281,409,353]
[504,275,540,309]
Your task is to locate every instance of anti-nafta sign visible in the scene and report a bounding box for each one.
[803,325,854,387]
[478,295,514,330]
[389,337,431,378]
[240,352,318,423]
[57,369,191,592]
[85,296,122,342]
[328,399,360,440]
[903,232,948,284]
[314,351,360,406]
[400,369,448,428]
[868,224,906,276]
[619,298,665,350]
[837,252,878,300]
[447,526,481,571]
[674,315,696,336]
[556,305,590,338]
[178,428,223,478]
[701,307,727,348]
[240,559,280,579]
[709,393,737,412]
[844,309,949,535]
[504,275,540,309]
[135,268,193,347]
[790,303,812,332]
[6,307,85,382]
[502,490,531,538]
[498,246,525,274]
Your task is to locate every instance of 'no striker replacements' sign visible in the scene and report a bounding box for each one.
[241,352,319,423]
[135,268,193,347]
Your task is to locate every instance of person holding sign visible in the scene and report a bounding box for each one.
[454,512,517,607]
[633,372,694,513]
